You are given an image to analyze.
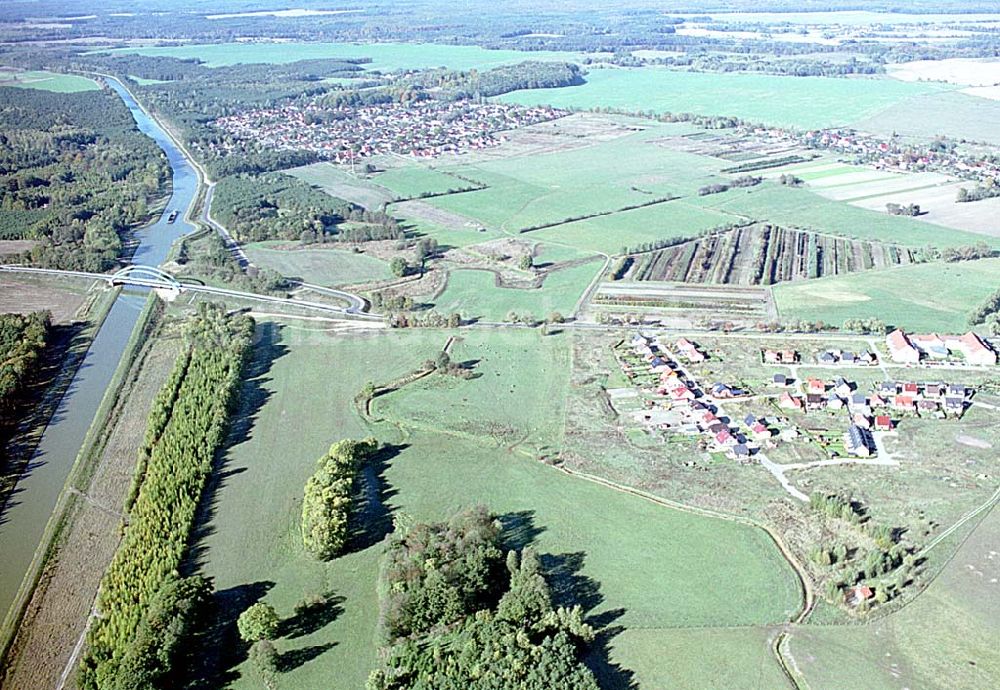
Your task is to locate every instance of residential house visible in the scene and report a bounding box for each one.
[676,338,706,363]
[817,351,837,364]
[874,415,893,431]
[846,585,874,606]
[911,333,949,359]
[779,392,803,410]
[751,422,772,440]
[715,429,737,446]
[806,393,826,410]
[772,373,789,387]
[849,392,869,410]
[917,399,939,413]
[924,382,944,398]
[807,378,826,395]
[893,395,916,412]
[886,329,921,364]
[853,413,872,430]
[827,393,844,409]
[731,443,751,459]
[834,378,853,398]
[901,381,919,396]
[947,383,966,398]
[744,414,757,426]
[841,351,856,364]
[877,381,898,396]
[844,425,872,457]
[945,397,965,414]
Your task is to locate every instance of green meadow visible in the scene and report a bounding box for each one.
[97,41,584,72]
[773,258,1000,332]
[243,242,392,286]
[431,261,603,321]
[500,68,951,130]
[191,325,803,689]
[373,166,476,198]
[0,70,100,93]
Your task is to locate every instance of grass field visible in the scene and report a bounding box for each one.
[789,502,1000,689]
[431,261,602,321]
[190,325,802,689]
[500,68,951,130]
[243,242,392,286]
[0,70,99,93]
[773,258,1000,332]
[373,166,480,199]
[97,41,584,72]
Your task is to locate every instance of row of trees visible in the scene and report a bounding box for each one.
[370,507,597,689]
[301,438,379,560]
[79,304,255,689]
[0,87,170,270]
[956,184,1000,203]
[697,175,761,196]
[0,311,49,416]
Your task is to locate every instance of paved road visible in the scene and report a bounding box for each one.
[0,265,382,322]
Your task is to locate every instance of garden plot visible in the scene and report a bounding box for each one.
[814,171,953,201]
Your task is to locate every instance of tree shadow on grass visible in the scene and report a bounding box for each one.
[346,442,408,554]
[183,320,288,575]
[182,580,275,690]
[278,642,338,673]
[279,592,346,640]
[541,551,637,690]
[498,510,545,552]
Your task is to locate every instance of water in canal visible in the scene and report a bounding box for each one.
[0,77,199,622]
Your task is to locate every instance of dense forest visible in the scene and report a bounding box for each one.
[368,507,598,689]
[0,86,169,270]
[211,173,356,243]
[0,311,49,418]
[79,303,254,690]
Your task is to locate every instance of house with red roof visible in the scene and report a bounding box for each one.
[886,329,920,364]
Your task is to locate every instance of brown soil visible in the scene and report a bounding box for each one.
[0,277,93,324]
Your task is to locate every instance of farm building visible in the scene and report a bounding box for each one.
[944,332,997,366]
[886,330,920,364]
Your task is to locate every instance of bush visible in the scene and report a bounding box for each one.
[238,603,280,643]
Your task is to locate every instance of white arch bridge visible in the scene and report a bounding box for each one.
[0,264,380,321]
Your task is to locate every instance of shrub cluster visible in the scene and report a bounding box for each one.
[369,507,598,690]
[79,303,254,689]
[301,438,379,560]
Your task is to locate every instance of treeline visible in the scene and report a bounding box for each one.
[0,86,169,270]
[518,195,676,234]
[721,155,807,174]
[0,311,49,415]
[212,173,356,243]
[924,241,995,263]
[969,288,1000,330]
[402,61,584,100]
[368,507,598,689]
[301,438,379,560]
[698,175,761,196]
[79,303,254,689]
[624,53,884,77]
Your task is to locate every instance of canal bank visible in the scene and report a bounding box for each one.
[0,76,201,652]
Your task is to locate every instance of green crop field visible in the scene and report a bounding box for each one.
[373,166,479,199]
[243,242,392,286]
[0,70,99,93]
[428,125,725,231]
[192,325,803,689]
[97,41,584,72]
[773,258,1000,332]
[691,183,997,248]
[788,503,1000,689]
[529,200,734,255]
[431,261,602,321]
[499,68,951,130]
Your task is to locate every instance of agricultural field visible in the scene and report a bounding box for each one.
[624,224,915,285]
[243,242,392,287]
[691,183,996,248]
[773,258,1000,332]
[500,68,952,130]
[99,41,585,72]
[852,89,1000,145]
[286,163,396,210]
[0,69,99,92]
[191,325,803,689]
[430,260,602,321]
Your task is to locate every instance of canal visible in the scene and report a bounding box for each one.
[0,77,200,624]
